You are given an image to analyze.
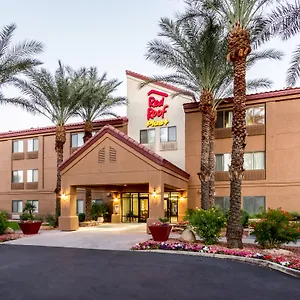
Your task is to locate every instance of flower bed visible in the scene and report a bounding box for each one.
[132,240,300,271]
[0,233,24,243]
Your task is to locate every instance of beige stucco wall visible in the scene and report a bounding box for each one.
[0,122,128,216]
[127,74,193,170]
[185,96,300,212]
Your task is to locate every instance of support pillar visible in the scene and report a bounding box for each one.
[59,185,79,231]
[147,177,164,232]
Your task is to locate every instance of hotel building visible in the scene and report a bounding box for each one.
[0,70,300,230]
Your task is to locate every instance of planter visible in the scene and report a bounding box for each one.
[149,225,172,242]
[19,221,42,234]
[97,217,104,224]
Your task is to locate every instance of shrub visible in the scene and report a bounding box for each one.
[45,214,57,227]
[0,211,8,235]
[225,209,250,228]
[20,202,37,221]
[0,210,9,220]
[78,213,86,222]
[91,203,108,221]
[186,207,226,245]
[289,211,300,221]
[251,208,300,248]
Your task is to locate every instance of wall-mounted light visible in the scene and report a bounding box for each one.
[152,189,157,198]
[179,192,185,201]
[61,193,67,200]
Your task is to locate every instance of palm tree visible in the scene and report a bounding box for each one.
[0,23,43,107]
[144,12,281,212]
[268,0,300,86]
[187,0,276,248]
[14,61,81,219]
[72,67,127,221]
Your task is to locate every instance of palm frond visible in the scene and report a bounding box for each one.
[286,43,300,87]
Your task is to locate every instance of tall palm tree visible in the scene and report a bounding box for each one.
[14,61,81,219]
[0,23,43,107]
[187,0,275,248]
[144,12,281,212]
[72,67,127,221]
[268,0,300,86]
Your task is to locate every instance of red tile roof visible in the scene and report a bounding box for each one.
[59,124,190,179]
[0,117,128,139]
[126,70,196,101]
[183,87,300,110]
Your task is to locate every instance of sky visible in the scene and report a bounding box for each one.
[0,0,298,132]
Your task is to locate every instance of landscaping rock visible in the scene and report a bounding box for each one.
[79,221,100,227]
[4,227,14,234]
[180,228,196,242]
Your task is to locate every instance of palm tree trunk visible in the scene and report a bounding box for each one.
[198,90,213,210]
[226,25,251,249]
[55,125,66,219]
[84,120,93,221]
[208,110,216,207]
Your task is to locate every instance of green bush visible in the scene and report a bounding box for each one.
[78,213,86,222]
[45,214,57,227]
[91,203,108,221]
[0,211,8,235]
[185,207,226,245]
[20,202,36,221]
[184,208,196,221]
[289,211,300,221]
[0,210,9,220]
[251,208,300,248]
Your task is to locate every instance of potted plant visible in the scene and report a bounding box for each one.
[19,202,42,234]
[92,203,108,223]
[148,217,172,242]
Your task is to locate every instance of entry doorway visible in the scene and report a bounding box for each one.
[121,193,149,223]
[164,192,179,223]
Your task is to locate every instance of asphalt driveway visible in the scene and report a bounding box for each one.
[0,245,299,300]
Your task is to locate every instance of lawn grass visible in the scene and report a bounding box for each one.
[8,221,20,231]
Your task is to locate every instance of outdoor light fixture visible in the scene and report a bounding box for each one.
[61,193,67,200]
[180,192,185,201]
[152,189,157,198]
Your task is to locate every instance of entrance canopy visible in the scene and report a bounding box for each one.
[59,125,189,230]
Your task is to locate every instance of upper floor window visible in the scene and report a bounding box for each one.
[160,126,177,142]
[28,138,38,152]
[12,170,23,183]
[27,200,39,212]
[71,133,84,148]
[244,152,265,170]
[27,169,38,182]
[12,140,24,153]
[140,129,155,144]
[216,106,265,128]
[215,154,231,171]
[215,152,265,171]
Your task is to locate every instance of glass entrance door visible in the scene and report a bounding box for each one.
[164,192,179,223]
[121,193,149,223]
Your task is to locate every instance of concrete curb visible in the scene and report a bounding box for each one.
[137,249,300,278]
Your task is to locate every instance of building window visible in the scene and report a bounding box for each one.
[92,199,104,205]
[12,140,24,153]
[71,133,84,148]
[12,200,23,213]
[140,129,155,144]
[160,126,177,142]
[244,152,265,170]
[77,199,84,214]
[27,169,38,182]
[215,196,230,211]
[243,196,265,215]
[28,138,38,152]
[216,111,232,128]
[215,154,231,171]
[12,170,23,183]
[27,200,38,212]
[215,152,265,171]
[216,106,265,128]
